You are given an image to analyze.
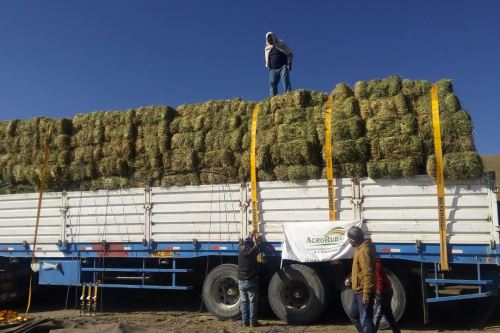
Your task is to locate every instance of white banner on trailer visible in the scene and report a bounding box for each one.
[281,220,361,262]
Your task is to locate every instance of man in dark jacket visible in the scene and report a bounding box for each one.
[345,226,376,333]
[265,32,293,96]
[238,233,261,327]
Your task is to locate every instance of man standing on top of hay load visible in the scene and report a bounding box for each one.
[265,32,293,96]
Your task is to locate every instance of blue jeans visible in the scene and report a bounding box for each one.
[239,278,258,325]
[269,65,291,96]
[349,293,375,333]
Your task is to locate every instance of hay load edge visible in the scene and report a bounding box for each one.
[0,76,483,193]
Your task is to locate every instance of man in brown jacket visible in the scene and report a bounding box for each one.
[345,226,376,333]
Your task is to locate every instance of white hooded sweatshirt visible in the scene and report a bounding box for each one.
[265,32,293,69]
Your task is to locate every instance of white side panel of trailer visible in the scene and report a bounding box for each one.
[0,175,497,251]
[254,179,355,242]
[150,184,243,242]
[361,176,499,244]
[0,192,62,254]
[66,189,146,243]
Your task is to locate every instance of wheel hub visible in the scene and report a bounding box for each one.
[283,280,310,309]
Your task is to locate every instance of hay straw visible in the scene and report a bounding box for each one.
[367,157,420,179]
[331,138,369,164]
[365,114,416,138]
[426,152,483,181]
[370,135,422,160]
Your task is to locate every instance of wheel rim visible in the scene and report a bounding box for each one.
[212,276,240,309]
[281,279,311,309]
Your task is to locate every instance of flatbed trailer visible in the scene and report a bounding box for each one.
[0,174,498,325]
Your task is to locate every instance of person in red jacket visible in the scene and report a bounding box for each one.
[373,257,400,333]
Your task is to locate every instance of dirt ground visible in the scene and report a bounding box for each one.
[7,286,500,332]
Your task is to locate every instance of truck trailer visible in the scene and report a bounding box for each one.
[0,173,498,325]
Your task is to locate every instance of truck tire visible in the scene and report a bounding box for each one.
[268,264,329,324]
[202,264,240,320]
[341,268,407,329]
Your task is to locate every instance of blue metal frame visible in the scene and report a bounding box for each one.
[424,262,498,303]
[2,240,500,292]
[2,241,499,265]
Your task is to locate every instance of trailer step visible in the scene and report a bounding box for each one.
[98,283,192,290]
[425,278,494,285]
[81,268,192,273]
[426,292,495,303]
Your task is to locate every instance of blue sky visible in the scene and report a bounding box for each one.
[0,1,499,153]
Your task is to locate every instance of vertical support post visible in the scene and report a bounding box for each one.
[60,191,68,247]
[240,183,249,239]
[433,262,439,299]
[431,84,449,271]
[420,262,430,324]
[142,259,146,286]
[144,186,152,246]
[172,259,177,287]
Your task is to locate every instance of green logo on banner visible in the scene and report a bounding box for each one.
[306,227,346,246]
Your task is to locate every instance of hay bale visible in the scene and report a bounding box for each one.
[418,110,475,155]
[331,138,369,164]
[365,114,416,139]
[444,93,461,113]
[354,81,369,99]
[359,94,408,119]
[367,157,420,179]
[101,140,134,160]
[402,80,431,96]
[90,177,129,190]
[331,117,365,141]
[273,107,308,124]
[332,97,360,118]
[269,90,314,112]
[73,112,105,146]
[199,167,239,184]
[426,152,483,181]
[162,173,200,187]
[277,122,318,144]
[321,163,367,179]
[273,140,320,165]
[96,157,129,177]
[171,132,205,151]
[257,169,276,182]
[100,110,136,142]
[274,165,321,182]
[202,149,235,168]
[370,135,422,161]
[331,83,354,101]
[170,149,198,172]
[204,131,233,151]
[355,75,402,99]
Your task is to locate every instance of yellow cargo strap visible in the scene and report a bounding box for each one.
[325,96,335,221]
[25,125,52,315]
[250,104,260,234]
[431,85,449,271]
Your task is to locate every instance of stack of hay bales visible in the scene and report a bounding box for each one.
[71,110,135,190]
[356,76,423,178]
[168,99,254,186]
[316,84,368,178]
[166,103,205,186]
[198,99,253,184]
[403,79,482,180]
[0,117,72,193]
[241,90,324,182]
[0,76,484,193]
[134,106,177,187]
